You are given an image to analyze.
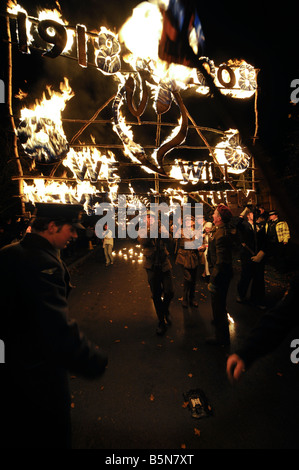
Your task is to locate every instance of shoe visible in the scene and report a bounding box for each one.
[156,322,167,336]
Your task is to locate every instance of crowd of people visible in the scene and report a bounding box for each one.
[138,203,291,343]
[0,201,295,449]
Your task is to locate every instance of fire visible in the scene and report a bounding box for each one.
[119,2,256,99]
[18,78,74,163]
[11,2,258,210]
[120,2,196,88]
[214,129,251,174]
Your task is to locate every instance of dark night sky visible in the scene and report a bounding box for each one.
[3,0,299,201]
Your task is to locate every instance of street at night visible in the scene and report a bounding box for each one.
[68,242,299,450]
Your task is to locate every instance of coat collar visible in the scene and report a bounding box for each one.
[20,233,60,261]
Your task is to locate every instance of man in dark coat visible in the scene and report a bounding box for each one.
[207,204,233,346]
[138,211,174,336]
[236,207,267,309]
[0,203,108,449]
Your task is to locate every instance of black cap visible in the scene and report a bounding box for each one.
[34,203,85,229]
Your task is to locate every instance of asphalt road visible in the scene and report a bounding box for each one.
[67,240,299,449]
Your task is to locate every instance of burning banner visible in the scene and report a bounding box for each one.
[7,1,258,214]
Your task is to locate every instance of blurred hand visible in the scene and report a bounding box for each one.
[227,354,246,384]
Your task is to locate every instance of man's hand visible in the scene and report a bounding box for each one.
[227,354,246,384]
[251,250,265,263]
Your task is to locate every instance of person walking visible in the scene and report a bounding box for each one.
[138,211,174,336]
[207,204,233,346]
[176,214,203,308]
[0,203,108,449]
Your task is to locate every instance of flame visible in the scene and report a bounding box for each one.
[119,2,256,99]
[20,77,74,124]
[23,178,98,213]
[214,129,251,174]
[8,3,34,46]
[120,2,196,88]
[18,78,74,163]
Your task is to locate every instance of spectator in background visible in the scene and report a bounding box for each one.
[202,221,213,282]
[236,207,266,309]
[265,210,291,273]
[103,223,114,267]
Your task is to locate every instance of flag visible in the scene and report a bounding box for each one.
[158,0,205,67]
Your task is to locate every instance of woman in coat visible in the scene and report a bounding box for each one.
[176,215,205,308]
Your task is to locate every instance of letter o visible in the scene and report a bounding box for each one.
[217,65,236,89]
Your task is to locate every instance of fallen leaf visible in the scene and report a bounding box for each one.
[181,444,186,449]
[150,394,155,402]
[182,402,189,409]
[188,373,193,378]
[194,428,201,437]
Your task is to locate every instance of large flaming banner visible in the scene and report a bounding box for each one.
[6,1,259,214]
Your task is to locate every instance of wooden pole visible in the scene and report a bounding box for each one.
[4,1,25,215]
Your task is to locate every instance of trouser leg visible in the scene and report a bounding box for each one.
[107,245,114,264]
[161,270,174,317]
[104,245,110,265]
[146,269,165,323]
[211,277,231,344]
[237,260,253,300]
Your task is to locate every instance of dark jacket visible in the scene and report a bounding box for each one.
[138,225,172,272]
[237,218,266,260]
[176,229,201,270]
[0,233,108,448]
[207,224,233,287]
